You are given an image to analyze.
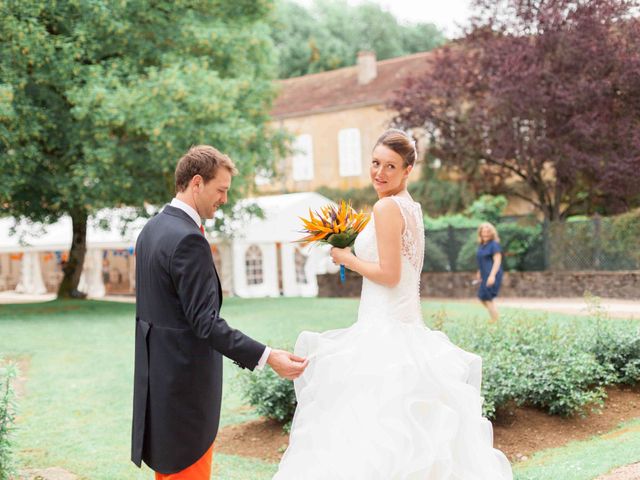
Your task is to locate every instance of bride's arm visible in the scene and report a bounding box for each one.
[330,197,403,288]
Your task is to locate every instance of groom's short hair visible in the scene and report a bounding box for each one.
[175,145,239,192]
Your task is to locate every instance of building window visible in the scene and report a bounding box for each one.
[338,128,362,177]
[294,248,308,284]
[245,245,263,285]
[292,134,314,181]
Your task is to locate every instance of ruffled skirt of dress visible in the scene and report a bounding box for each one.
[273,318,513,480]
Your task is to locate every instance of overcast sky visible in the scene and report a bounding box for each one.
[291,0,474,37]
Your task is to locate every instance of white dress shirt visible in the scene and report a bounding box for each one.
[169,198,271,370]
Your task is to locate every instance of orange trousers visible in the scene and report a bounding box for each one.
[155,443,214,480]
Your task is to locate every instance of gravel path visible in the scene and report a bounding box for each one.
[596,462,640,480]
[19,467,77,480]
[497,297,640,319]
[428,296,640,319]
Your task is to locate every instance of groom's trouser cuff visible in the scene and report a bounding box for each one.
[154,442,214,480]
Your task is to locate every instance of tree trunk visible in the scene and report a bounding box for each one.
[57,208,88,299]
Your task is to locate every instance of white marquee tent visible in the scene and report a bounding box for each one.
[0,193,339,298]
[228,192,338,298]
[0,209,147,296]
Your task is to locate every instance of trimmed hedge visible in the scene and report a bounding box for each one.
[243,304,640,424]
[0,361,17,480]
[241,366,296,431]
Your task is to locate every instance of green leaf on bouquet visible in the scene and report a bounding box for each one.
[326,232,357,248]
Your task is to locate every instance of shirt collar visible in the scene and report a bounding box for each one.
[170,198,201,228]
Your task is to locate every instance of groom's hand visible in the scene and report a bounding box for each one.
[267,349,308,380]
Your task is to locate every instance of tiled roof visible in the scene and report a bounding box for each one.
[270,51,434,119]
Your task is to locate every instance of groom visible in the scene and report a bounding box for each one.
[131,145,307,479]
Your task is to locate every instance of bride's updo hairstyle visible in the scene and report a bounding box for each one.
[374,129,417,168]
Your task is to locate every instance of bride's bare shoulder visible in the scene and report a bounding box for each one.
[373,197,401,215]
[372,197,403,227]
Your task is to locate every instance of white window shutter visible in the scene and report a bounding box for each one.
[292,134,314,181]
[338,128,362,177]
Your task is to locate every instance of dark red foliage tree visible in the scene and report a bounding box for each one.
[391,0,640,220]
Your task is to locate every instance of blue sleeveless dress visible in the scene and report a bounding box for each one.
[476,240,503,300]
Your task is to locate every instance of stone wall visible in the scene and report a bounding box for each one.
[318,270,640,300]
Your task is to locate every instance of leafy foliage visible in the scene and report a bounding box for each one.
[549,209,640,270]
[465,195,507,225]
[476,320,608,418]
[0,361,17,480]
[271,0,446,78]
[0,0,283,297]
[242,367,296,431]
[424,194,544,272]
[315,185,379,211]
[244,303,640,426]
[425,194,506,230]
[392,0,640,220]
[408,164,476,217]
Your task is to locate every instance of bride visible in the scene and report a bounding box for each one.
[273,129,512,480]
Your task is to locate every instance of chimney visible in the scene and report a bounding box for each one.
[357,51,377,85]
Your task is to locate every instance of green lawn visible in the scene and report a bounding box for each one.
[0,298,638,479]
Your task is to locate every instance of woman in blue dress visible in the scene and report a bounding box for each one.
[475,222,503,322]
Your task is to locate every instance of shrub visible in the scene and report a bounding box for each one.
[0,361,17,480]
[425,226,477,271]
[241,368,296,430]
[242,306,640,425]
[497,223,544,271]
[448,316,614,419]
[601,209,640,269]
[409,166,475,217]
[455,235,479,272]
[464,195,507,224]
[516,345,606,416]
[588,326,640,385]
[423,239,450,272]
[549,210,640,270]
[580,296,640,385]
[424,214,480,230]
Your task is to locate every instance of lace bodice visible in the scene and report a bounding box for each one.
[353,195,425,325]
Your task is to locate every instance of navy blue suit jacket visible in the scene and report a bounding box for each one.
[131,205,265,473]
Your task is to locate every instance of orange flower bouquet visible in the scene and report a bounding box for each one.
[298,201,370,283]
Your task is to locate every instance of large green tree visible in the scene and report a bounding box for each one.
[0,0,284,298]
[272,0,446,78]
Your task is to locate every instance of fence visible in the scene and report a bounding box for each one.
[424,215,640,272]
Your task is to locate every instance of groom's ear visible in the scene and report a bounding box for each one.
[191,174,204,190]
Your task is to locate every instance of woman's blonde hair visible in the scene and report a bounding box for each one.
[477,222,500,244]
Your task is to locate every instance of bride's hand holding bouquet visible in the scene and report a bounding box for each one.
[298,200,370,283]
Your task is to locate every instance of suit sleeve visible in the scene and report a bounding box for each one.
[171,232,266,370]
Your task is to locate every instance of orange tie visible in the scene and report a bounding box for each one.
[199,224,205,235]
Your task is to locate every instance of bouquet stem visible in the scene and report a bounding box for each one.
[340,264,346,284]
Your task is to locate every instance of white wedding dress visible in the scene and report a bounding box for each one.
[274,195,513,480]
